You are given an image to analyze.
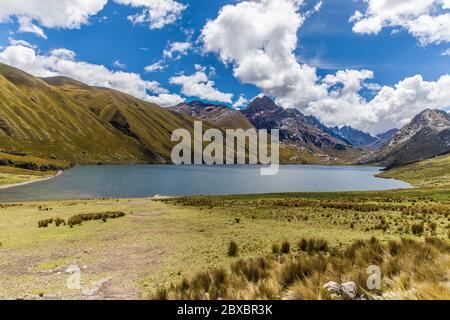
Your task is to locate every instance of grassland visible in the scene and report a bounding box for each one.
[0,155,449,300]
[0,166,55,187]
[379,153,450,187]
[0,151,69,187]
[0,184,449,300]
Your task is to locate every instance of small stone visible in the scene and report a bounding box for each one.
[323,281,341,295]
[65,264,80,274]
[341,282,357,299]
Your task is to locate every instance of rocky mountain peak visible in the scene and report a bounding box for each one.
[410,109,450,128]
[243,96,280,115]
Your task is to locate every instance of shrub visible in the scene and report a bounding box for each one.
[411,223,425,236]
[38,219,54,228]
[153,287,168,300]
[55,218,66,227]
[281,241,291,254]
[234,218,241,224]
[272,243,281,254]
[228,241,238,257]
[68,215,82,227]
[67,211,125,227]
[279,258,313,287]
[298,238,329,254]
[190,271,212,292]
[231,258,270,283]
[298,238,308,252]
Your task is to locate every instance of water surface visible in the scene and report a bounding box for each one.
[0,165,411,201]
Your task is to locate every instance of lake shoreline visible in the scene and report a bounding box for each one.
[0,170,62,190]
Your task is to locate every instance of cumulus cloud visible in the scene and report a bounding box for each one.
[350,0,450,45]
[443,48,450,55]
[0,0,186,37]
[202,0,450,133]
[201,0,326,109]
[307,74,450,134]
[115,0,187,29]
[169,70,233,103]
[163,41,191,59]
[0,44,181,106]
[0,0,108,38]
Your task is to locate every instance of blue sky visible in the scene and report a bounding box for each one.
[0,0,449,133]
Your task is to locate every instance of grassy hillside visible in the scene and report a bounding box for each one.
[379,153,450,187]
[0,63,198,164]
[0,151,70,170]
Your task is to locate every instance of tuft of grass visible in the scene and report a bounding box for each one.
[411,223,425,236]
[281,241,291,254]
[228,241,238,257]
[272,243,281,254]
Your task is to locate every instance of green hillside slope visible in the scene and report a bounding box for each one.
[379,153,450,187]
[0,63,196,164]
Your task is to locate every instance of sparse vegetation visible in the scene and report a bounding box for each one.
[152,237,450,300]
[67,212,125,227]
[38,212,125,228]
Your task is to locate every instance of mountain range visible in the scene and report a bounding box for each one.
[0,62,449,168]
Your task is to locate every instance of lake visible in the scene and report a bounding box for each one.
[0,165,412,201]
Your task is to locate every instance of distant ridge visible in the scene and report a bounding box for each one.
[367,109,450,168]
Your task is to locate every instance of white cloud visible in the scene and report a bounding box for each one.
[115,0,187,29]
[233,95,249,109]
[202,0,450,133]
[0,0,108,38]
[202,0,326,109]
[163,41,191,59]
[350,0,450,45]
[169,70,233,103]
[364,82,382,92]
[8,38,36,49]
[442,48,450,55]
[17,16,47,39]
[0,0,185,38]
[113,60,127,69]
[144,60,167,72]
[147,93,184,107]
[307,74,450,134]
[0,44,181,106]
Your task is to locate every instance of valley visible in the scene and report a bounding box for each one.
[0,62,449,301]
